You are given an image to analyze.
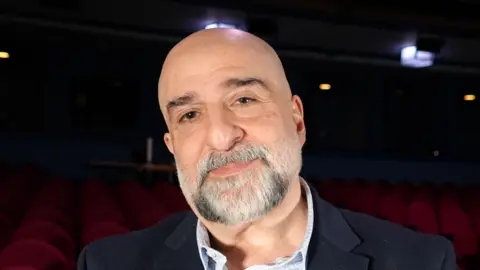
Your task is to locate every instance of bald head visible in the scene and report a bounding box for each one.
[158,28,291,118]
[157,28,306,226]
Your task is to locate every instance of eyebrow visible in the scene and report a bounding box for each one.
[166,93,196,116]
[165,77,269,116]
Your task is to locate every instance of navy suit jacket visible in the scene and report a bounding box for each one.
[78,185,457,270]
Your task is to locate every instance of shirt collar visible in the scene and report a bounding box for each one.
[196,177,315,267]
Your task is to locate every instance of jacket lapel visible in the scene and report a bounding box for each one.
[150,183,371,270]
[151,212,203,270]
[307,239,370,270]
[307,184,371,270]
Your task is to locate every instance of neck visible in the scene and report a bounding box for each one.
[203,177,307,254]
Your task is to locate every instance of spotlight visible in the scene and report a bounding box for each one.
[204,23,237,30]
[401,46,434,68]
[400,36,444,68]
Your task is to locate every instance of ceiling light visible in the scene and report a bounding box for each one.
[204,23,237,30]
[319,84,331,91]
[464,94,476,101]
[401,46,434,68]
[0,51,9,59]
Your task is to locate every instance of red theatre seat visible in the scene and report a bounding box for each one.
[340,180,364,210]
[0,175,29,219]
[116,181,170,229]
[80,179,126,231]
[0,213,15,246]
[406,193,438,235]
[407,201,438,234]
[316,179,344,207]
[349,182,383,217]
[22,208,74,237]
[31,178,73,213]
[438,193,478,259]
[378,191,409,226]
[152,182,189,213]
[462,189,480,238]
[0,239,69,270]
[11,220,75,262]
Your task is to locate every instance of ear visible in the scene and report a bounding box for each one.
[164,133,175,154]
[291,95,306,145]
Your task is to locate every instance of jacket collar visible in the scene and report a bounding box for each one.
[154,182,370,270]
[306,184,370,270]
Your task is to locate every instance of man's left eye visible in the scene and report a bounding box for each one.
[236,97,256,104]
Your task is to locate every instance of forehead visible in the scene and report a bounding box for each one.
[159,44,278,104]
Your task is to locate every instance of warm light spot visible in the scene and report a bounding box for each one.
[464,94,476,101]
[319,84,331,90]
[0,52,9,59]
[433,150,440,157]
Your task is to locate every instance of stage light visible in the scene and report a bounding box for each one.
[204,23,237,30]
[464,94,476,101]
[0,51,9,59]
[319,83,331,90]
[401,46,434,68]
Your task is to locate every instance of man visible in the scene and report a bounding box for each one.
[78,28,456,270]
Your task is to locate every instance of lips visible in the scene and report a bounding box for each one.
[209,159,257,177]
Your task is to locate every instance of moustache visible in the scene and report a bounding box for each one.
[197,143,269,185]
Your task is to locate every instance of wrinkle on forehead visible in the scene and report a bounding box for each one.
[158,28,291,118]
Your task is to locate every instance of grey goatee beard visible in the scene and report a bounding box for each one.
[176,138,302,226]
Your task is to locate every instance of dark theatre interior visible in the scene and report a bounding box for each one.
[1,0,480,269]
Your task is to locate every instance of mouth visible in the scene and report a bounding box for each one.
[208,159,260,177]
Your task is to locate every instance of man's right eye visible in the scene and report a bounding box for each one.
[179,111,198,123]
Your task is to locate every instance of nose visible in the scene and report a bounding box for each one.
[205,109,244,152]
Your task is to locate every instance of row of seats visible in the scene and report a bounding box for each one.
[0,164,190,270]
[314,179,480,270]
[0,163,478,270]
[79,178,189,247]
[0,167,75,270]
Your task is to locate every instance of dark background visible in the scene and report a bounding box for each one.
[1,0,480,183]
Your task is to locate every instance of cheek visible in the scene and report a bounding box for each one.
[173,133,205,179]
[233,104,264,119]
[238,108,292,142]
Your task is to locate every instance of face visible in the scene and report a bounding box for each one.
[160,39,306,226]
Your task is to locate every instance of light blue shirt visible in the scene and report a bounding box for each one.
[196,178,314,270]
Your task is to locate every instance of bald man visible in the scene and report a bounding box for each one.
[78,29,456,270]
